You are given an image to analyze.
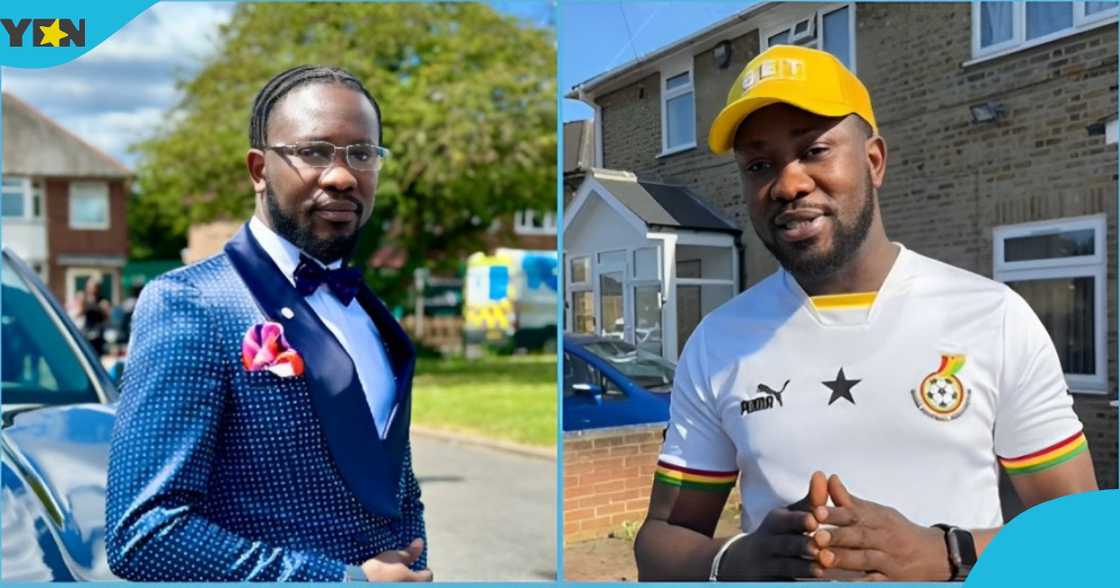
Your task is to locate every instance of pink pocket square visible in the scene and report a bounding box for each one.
[241,321,304,378]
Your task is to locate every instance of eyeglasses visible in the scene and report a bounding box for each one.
[264,141,390,172]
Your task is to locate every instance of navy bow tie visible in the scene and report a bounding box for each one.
[293,254,363,305]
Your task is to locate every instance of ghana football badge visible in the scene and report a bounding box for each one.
[912,354,970,421]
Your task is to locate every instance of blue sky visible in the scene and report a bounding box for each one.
[561,2,751,121]
[0,1,553,168]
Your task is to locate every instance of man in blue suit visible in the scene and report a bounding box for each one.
[106,65,432,582]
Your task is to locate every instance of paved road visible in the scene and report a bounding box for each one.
[412,435,556,581]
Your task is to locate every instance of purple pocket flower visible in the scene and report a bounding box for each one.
[241,321,304,378]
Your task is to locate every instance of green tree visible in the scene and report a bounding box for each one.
[130,2,556,305]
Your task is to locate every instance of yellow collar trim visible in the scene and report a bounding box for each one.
[809,291,877,310]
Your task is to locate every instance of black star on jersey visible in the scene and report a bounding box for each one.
[822,368,861,405]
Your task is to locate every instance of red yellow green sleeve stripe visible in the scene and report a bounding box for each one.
[999,431,1088,475]
[654,460,737,491]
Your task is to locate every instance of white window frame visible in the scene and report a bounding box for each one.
[513,209,557,236]
[567,255,592,332]
[992,214,1107,393]
[2,176,44,221]
[762,3,857,73]
[659,53,696,156]
[970,2,1118,64]
[69,181,110,230]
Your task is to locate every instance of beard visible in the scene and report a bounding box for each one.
[760,175,875,281]
[265,185,362,264]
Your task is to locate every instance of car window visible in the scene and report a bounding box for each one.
[563,352,589,398]
[2,258,98,405]
[582,340,675,389]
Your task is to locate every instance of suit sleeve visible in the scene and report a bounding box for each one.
[398,438,428,570]
[105,275,348,581]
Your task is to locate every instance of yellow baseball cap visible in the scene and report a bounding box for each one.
[708,45,877,154]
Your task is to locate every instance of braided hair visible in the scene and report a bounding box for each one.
[249,65,382,148]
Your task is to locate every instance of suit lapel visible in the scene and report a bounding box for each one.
[224,224,408,519]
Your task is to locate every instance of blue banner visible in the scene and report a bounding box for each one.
[0,0,156,68]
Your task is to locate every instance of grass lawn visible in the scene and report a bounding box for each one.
[411,354,557,448]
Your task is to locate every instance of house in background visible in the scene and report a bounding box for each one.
[565,2,1117,492]
[2,92,132,306]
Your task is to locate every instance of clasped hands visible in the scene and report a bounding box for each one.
[717,471,953,582]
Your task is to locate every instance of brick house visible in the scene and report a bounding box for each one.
[2,92,132,306]
[563,1,1117,540]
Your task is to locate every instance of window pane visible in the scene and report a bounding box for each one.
[823,7,852,68]
[570,256,589,284]
[2,257,97,405]
[665,72,689,91]
[2,193,24,217]
[572,291,594,334]
[980,2,1014,47]
[676,282,734,356]
[768,30,790,46]
[633,284,662,357]
[71,194,109,227]
[1004,229,1095,262]
[1026,2,1073,40]
[599,271,624,339]
[1085,2,1115,16]
[677,259,701,279]
[1007,277,1095,375]
[634,247,658,280]
[666,92,695,149]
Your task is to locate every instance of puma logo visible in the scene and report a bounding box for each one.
[757,380,790,407]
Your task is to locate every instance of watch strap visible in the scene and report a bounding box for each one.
[933,524,975,581]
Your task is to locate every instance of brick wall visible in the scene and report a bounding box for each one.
[46,177,130,301]
[563,424,664,544]
[857,3,1117,488]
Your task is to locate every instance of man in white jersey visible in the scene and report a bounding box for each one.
[633,45,1098,582]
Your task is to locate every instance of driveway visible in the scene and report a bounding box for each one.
[412,434,556,581]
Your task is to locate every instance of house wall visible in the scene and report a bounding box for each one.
[591,2,1117,488]
[597,29,776,289]
[46,177,130,302]
[564,193,647,263]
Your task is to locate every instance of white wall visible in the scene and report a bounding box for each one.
[1,220,47,265]
[563,191,646,263]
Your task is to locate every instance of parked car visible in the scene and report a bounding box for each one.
[2,248,119,581]
[563,334,675,431]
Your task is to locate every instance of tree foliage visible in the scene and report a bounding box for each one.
[130,2,556,304]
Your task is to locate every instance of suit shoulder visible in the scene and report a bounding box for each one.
[138,254,237,305]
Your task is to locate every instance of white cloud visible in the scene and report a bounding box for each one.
[84,2,234,66]
[56,107,168,168]
[2,2,234,167]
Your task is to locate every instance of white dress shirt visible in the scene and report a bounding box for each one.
[249,216,397,439]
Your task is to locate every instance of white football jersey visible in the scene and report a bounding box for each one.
[658,244,1086,532]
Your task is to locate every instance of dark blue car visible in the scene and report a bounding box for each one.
[562,334,675,431]
[2,248,120,581]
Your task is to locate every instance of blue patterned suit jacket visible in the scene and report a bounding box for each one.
[106,226,425,581]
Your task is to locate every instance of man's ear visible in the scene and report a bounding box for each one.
[865,134,887,189]
[246,148,267,195]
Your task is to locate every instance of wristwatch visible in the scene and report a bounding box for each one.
[932,524,976,581]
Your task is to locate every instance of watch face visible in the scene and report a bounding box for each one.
[949,528,977,569]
